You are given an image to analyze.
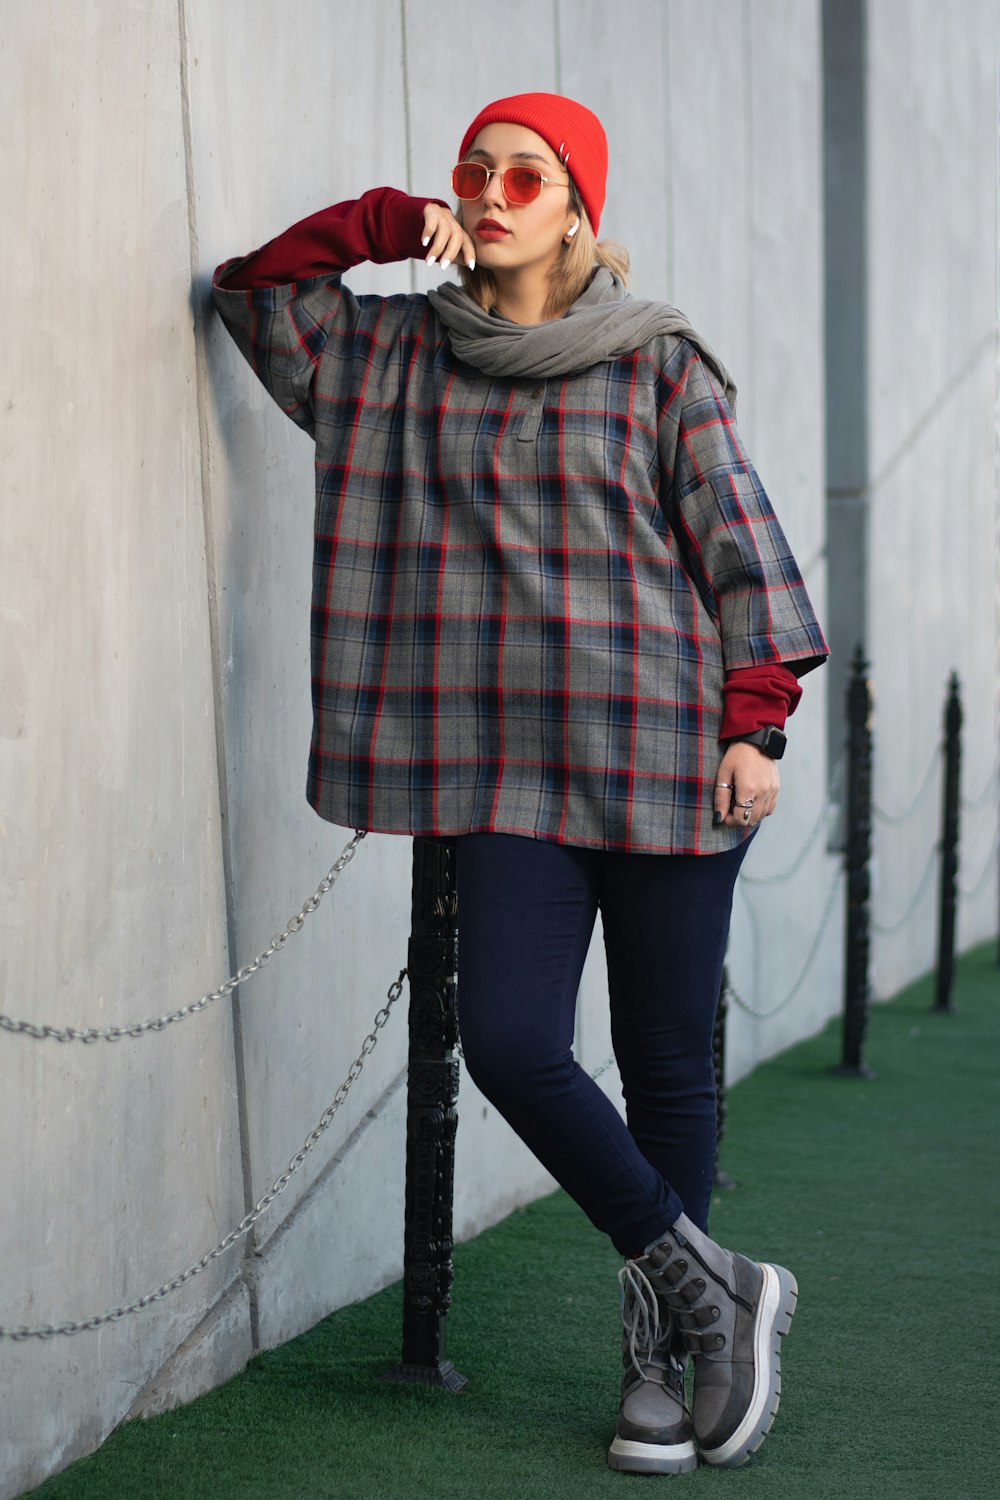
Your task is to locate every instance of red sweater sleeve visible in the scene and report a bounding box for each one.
[720,664,803,741]
[215,187,449,290]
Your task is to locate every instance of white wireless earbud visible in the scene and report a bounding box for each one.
[566,219,580,239]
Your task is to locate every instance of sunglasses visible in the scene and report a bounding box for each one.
[451,161,569,205]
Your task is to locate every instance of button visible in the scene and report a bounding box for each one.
[529,386,543,399]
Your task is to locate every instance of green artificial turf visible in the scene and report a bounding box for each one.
[25,942,999,1500]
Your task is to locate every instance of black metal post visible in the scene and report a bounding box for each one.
[713,967,736,1190]
[382,838,467,1391]
[835,646,876,1077]
[934,673,962,1013]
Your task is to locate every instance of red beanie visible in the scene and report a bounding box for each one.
[458,91,608,236]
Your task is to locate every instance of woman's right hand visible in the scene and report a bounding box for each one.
[421,203,476,271]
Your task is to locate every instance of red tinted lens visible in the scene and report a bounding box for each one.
[502,167,543,203]
[452,162,489,199]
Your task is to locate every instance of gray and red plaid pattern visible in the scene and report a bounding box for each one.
[215,274,827,854]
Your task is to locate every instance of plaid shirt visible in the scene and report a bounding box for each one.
[214,207,826,854]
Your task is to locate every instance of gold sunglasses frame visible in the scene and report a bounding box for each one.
[451,162,570,204]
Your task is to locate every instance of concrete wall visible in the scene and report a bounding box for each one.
[865,0,1000,993]
[1,2,995,1495]
[824,0,1000,996]
[659,0,840,1075]
[0,3,246,1493]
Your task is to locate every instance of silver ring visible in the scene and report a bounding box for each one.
[715,782,732,790]
[735,799,755,809]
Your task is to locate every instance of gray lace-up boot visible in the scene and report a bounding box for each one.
[632,1212,798,1468]
[607,1262,697,1474]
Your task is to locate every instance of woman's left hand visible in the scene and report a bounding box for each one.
[421,203,476,270]
[713,742,780,830]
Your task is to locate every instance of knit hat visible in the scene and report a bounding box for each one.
[458,92,608,236]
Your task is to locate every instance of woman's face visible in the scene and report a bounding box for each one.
[457,122,577,281]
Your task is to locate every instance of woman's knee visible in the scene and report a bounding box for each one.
[612,1010,717,1088]
[459,1015,570,1111]
[458,1009,523,1095]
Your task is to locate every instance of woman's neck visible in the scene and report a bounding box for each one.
[492,268,559,325]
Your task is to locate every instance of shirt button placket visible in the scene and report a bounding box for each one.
[517,382,545,442]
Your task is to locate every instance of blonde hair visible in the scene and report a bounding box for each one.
[456,178,630,321]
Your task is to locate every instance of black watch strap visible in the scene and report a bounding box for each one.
[728,725,787,760]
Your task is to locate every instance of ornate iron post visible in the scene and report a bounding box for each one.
[713,967,735,1190]
[934,673,962,1013]
[383,838,467,1391]
[836,646,876,1077]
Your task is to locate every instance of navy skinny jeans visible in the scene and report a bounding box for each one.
[455,834,750,1255]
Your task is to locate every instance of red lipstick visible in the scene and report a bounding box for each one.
[475,218,510,240]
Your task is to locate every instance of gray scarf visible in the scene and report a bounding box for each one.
[428,267,736,410]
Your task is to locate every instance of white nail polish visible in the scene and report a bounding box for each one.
[421,236,430,246]
[440,257,451,270]
[468,258,476,270]
[426,255,437,266]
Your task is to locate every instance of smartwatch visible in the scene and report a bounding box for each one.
[727,725,787,760]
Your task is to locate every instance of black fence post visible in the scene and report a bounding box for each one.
[383,838,467,1391]
[934,673,962,1013]
[835,646,876,1078]
[713,967,736,1190]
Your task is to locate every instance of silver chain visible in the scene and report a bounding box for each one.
[741,760,843,888]
[740,798,830,885]
[0,831,367,1043]
[957,836,999,899]
[0,967,406,1340]
[961,759,1000,813]
[873,745,942,827]
[871,844,939,935]
[728,862,843,1020]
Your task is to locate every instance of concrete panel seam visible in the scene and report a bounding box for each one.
[245,1063,408,1274]
[823,0,869,491]
[175,0,260,1349]
[123,1274,251,1422]
[828,486,868,501]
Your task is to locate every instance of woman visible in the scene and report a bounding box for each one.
[214,92,827,1475]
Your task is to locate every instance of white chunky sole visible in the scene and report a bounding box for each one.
[607,1434,698,1474]
[699,1261,798,1468]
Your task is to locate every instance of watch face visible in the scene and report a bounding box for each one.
[763,727,787,759]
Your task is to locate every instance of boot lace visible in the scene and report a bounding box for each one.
[618,1262,685,1388]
